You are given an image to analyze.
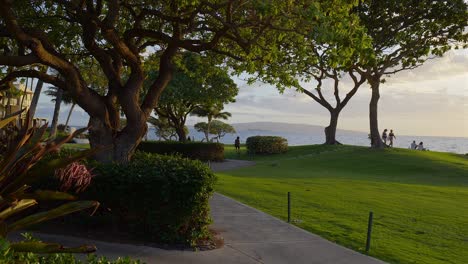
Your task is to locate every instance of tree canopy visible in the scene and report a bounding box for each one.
[148,53,238,141]
[354,0,468,148]
[0,0,320,162]
[194,120,236,142]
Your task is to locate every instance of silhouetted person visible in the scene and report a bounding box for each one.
[410,140,417,150]
[382,129,388,144]
[235,136,240,154]
[417,142,425,151]
[187,136,191,142]
[389,129,396,147]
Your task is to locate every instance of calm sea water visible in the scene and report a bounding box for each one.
[147,128,468,155]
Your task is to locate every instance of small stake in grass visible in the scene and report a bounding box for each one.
[366,211,373,254]
[287,192,291,223]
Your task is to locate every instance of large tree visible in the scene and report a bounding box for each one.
[0,0,305,162]
[194,120,236,142]
[354,0,468,148]
[149,53,238,142]
[227,0,371,145]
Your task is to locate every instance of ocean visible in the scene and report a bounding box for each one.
[146,125,468,155]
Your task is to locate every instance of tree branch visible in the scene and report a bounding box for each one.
[0,54,40,66]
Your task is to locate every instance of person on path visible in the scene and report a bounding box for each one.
[410,140,417,150]
[235,136,241,154]
[389,129,396,147]
[382,129,388,144]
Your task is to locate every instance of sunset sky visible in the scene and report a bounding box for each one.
[35,49,468,138]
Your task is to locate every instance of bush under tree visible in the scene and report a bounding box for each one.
[246,136,288,154]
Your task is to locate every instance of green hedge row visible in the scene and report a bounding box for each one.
[246,136,288,154]
[137,141,224,161]
[34,152,217,246]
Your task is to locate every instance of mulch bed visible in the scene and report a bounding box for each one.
[30,220,224,251]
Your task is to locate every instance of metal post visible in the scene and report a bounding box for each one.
[287,192,291,223]
[366,211,373,253]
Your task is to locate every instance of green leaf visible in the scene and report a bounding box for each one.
[22,190,76,201]
[7,200,99,233]
[10,241,96,254]
[0,199,37,220]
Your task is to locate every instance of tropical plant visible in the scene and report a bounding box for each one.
[0,112,99,254]
[1,233,142,263]
[191,105,231,142]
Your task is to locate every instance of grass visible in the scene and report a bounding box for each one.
[63,143,90,149]
[217,144,468,264]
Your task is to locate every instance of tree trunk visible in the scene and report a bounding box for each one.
[64,103,75,130]
[324,110,340,145]
[206,116,212,142]
[50,88,63,139]
[369,79,385,148]
[29,79,44,120]
[88,116,148,163]
[176,126,187,142]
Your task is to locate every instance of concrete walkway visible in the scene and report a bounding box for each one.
[209,159,256,172]
[21,193,385,264]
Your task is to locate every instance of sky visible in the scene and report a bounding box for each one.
[34,49,468,138]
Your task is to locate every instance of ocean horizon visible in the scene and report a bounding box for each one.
[143,122,468,155]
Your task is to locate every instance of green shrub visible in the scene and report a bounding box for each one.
[246,136,288,154]
[137,141,224,161]
[79,152,217,245]
[32,151,217,246]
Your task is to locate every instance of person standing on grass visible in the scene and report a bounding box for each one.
[235,136,241,154]
[389,129,396,147]
[382,129,388,144]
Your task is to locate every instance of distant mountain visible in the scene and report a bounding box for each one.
[229,122,365,135]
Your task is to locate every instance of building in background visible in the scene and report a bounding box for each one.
[0,83,47,126]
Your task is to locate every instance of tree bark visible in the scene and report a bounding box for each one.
[50,88,63,139]
[28,79,44,126]
[64,103,75,130]
[324,110,341,145]
[175,125,187,142]
[88,100,148,163]
[369,78,385,148]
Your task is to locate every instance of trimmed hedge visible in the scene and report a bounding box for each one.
[246,136,288,154]
[33,152,217,246]
[137,141,224,161]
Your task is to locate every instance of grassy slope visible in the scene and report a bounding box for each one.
[218,145,468,264]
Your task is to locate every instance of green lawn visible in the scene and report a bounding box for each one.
[217,145,468,264]
[63,143,90,149]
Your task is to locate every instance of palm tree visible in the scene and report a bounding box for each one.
[45,86,63,138]
[46,86,78,136]
[190,104,231,142]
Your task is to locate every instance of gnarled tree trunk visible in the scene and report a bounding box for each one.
[369,79,385,148]
[88,116,148,163]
